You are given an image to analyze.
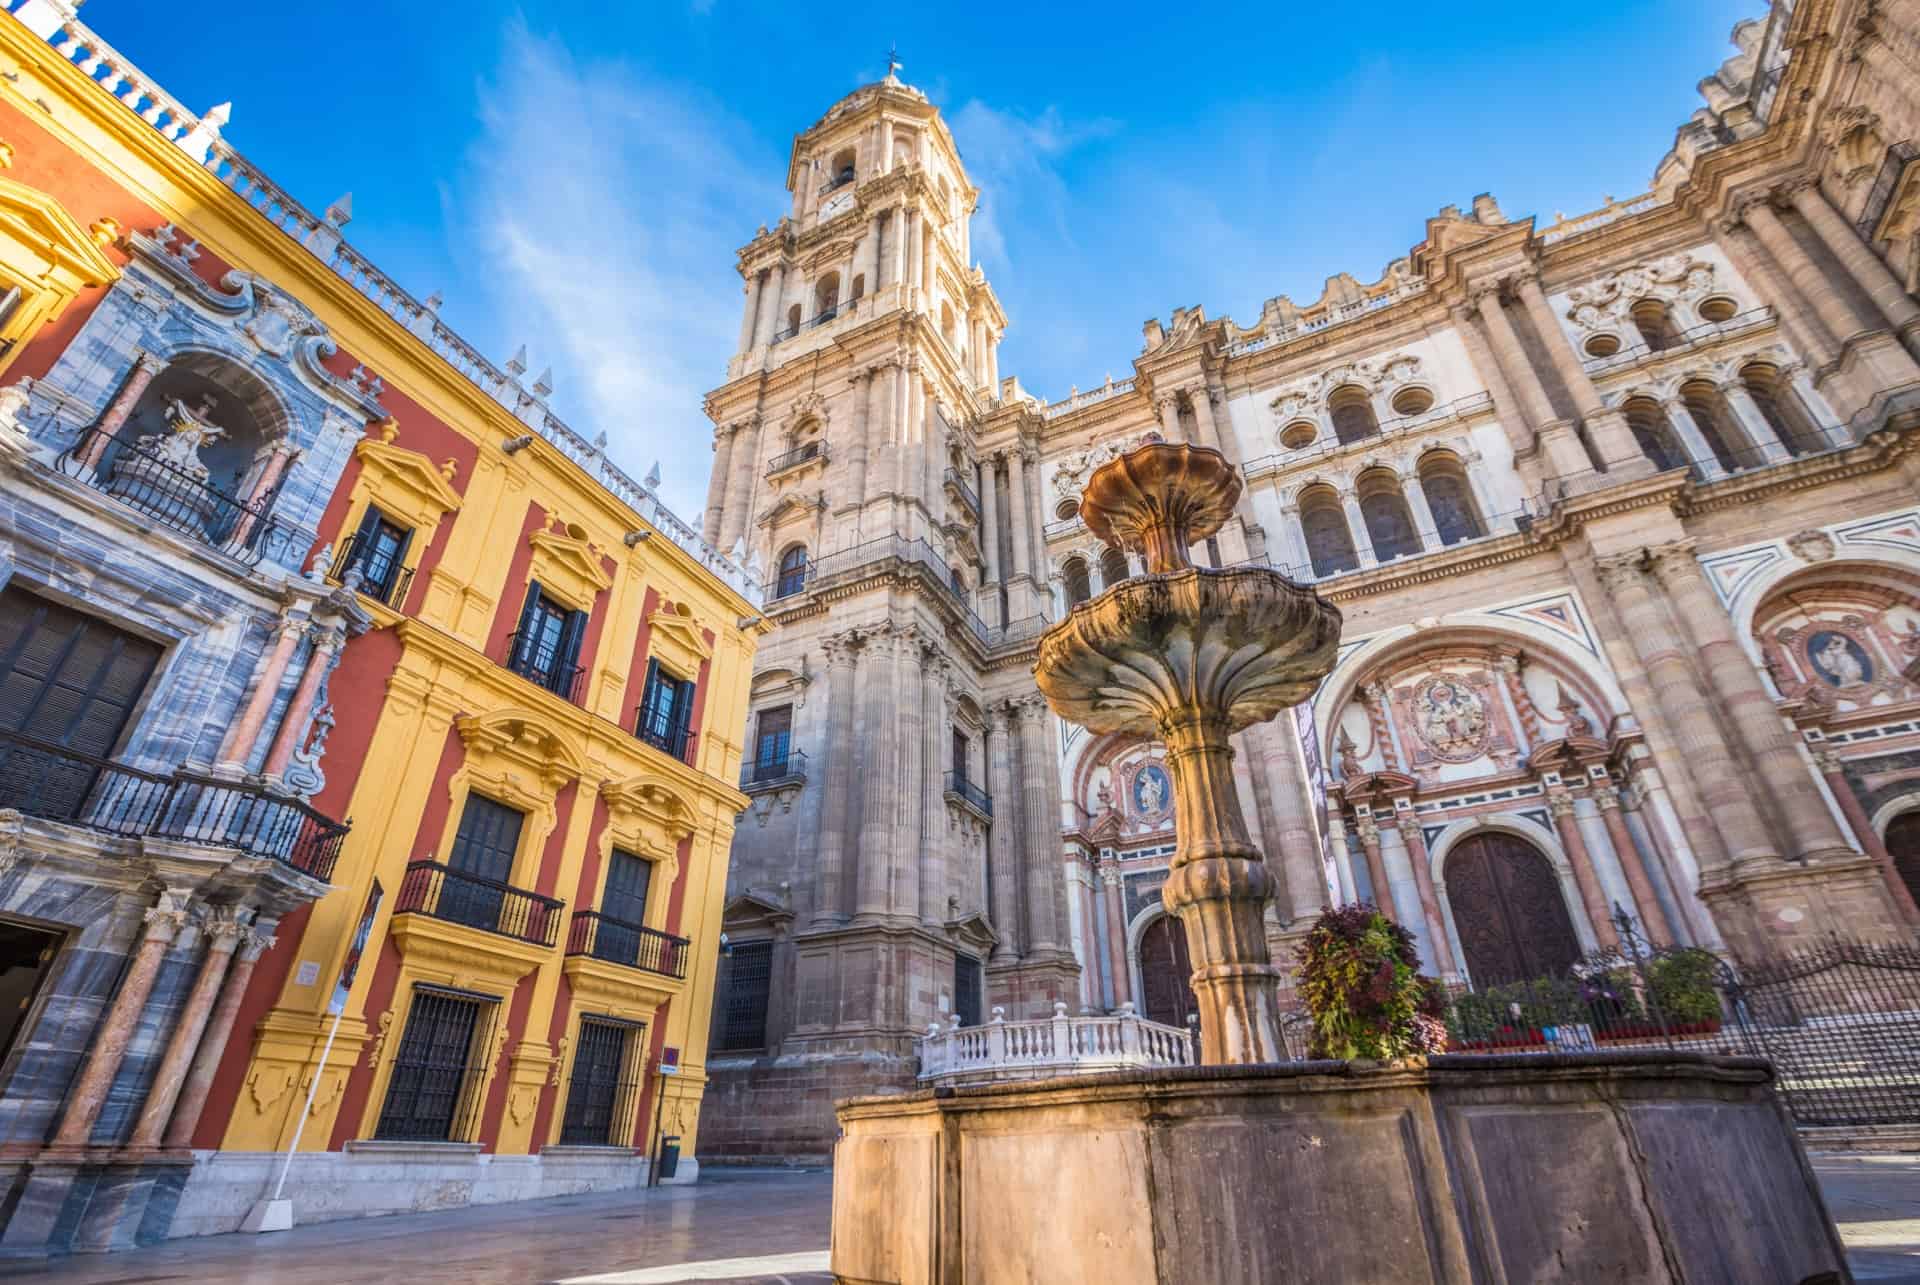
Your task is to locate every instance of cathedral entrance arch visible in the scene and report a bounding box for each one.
[1138,912,1197,1028]
[1444,832,1581,983]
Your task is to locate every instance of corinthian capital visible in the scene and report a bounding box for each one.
[1643,539,1702,586]
[1592,551,1648,594]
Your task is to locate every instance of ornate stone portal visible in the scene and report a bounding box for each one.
[1033,442,1340,1061]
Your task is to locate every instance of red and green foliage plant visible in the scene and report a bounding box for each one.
[1296,903,1449,1061]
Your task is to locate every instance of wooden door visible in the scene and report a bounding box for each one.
[1888,813,1920,913]
[1139,913,1197,1028]
[1443,832,1582,983]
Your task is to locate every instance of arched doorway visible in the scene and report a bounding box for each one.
[1138,913,1197,1028]
[1444,833,1582,983]
[1888,812,1920,911]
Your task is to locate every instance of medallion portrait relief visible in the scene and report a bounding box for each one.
[1807,631,1873,688]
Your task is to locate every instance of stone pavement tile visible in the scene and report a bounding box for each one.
[0,1168,834,1285]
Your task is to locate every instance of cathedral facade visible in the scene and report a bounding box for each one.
[702,0,1920,1158]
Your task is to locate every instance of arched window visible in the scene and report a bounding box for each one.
[1063,557,1092,607]
[1328,385,1380,445]
[1356,469,1421,562]
[849,273,866,302]
[1623,397,1687,473]
[1678,379,1744,474]
[1100,547,1130,589]
[1417,454,1485,545]
[1630,299,1678,352]
[940,301,958,349]
[1297,486,1358,578]
[784,303,801,337]
[813,273,841,322]
[1741,362,1823,456]
[826,147,856,191]
[775,544,809,599]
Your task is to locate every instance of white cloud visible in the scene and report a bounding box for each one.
[947,101,1117,275]
[451,19,782,520]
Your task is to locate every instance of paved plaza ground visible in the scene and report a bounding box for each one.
[0,1154,1912,1282]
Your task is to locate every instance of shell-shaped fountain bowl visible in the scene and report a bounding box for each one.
[1034,565,1342,737]
[1079,441,1242,575]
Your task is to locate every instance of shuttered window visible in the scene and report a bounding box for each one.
[441,795,524,931]
[0,586,162,755]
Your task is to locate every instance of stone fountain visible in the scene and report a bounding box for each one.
[829,442,1849,1284]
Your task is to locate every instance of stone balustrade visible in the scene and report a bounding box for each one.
[917,1001,1194,1086]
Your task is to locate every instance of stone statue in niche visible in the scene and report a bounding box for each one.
[145,395,224,480]
[1808,631,1872,688]
[1412,675,1488,762]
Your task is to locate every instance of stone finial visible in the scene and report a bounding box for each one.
[325,193,354,228]
[505,345,528,377]
[990,1006,1006,1023]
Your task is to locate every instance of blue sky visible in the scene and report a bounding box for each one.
[83,0,1756,519]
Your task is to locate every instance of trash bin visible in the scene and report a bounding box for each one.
[657,1135,680,1181]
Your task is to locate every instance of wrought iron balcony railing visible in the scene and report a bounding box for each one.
[945,771,993,818]
[944,468,980,520]
[633,716,698,766]
[741,747,808,789]
[503,630,585,703]
[326,531,414,609]
[566,911,690,979]
[393,859,563,947]
[0,728,347,880]
[59,423,288,564]
[765,442,827,477]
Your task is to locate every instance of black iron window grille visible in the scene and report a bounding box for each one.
[560,1016,646,1146]
[329,506,415,608]
[505,583,587,702]
[715,940,773,1052]
[375,986,499,1143]
[634,660,697,764]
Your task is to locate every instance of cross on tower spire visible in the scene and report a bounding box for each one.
[885,43,903,82]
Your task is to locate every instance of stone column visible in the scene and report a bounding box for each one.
[1789,181,1920,346]
[1016,699,1061,952]
[1399,468,1443,553]
[1515,275,1647,474]
[1257,726,1328,923]
[1352,815,1393,912]
[80,351,166,471]
[845,368,872,522]
[923,381,945,531]
[987,334,1000,393]
[1660,397,1727,478]
[1720,381,1791,464]
[1007,447,1033,580]
[1155,393,1183,443]
[262,626,344,782]
[1451,304,1538,466]
[1101,866,1131,1007]
[908,208,924,292]
[986,704,1020,958]
[232,444,295,545]
[1786,364,1844,438]
[854,631,901,921]
[979,454,1002,587]
[162,921,276,1150]
[1549,793,1621,949]
[1647,542,1857,866]
[1474,286,1590,478]
[1188,385,1223,453]
[126,911,247,1149]
[217,618,302,771]
[1594,553,1778,868]
[1339,487,1378,566]
[703,424,735,545]
[893,636,926,923]
[1391,812,1459,976]
[1326,813,1358,904]
[1716,219,1839,368]
[1740,197,1882,353]
[753,265,785,349]
[719,416,764,551]
[813,634,859,926]
[736,272,763,352]
[889,206,909,291]
[919,657,947,924]
[1814,749,1920,923]
[1594,790,1674,945]
[52,900,189,1148]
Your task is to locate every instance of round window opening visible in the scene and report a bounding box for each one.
[1390,387,1435,417]
[1584,333,1622,358]
[1280,421,1318,450]
[1697,296,1738,324]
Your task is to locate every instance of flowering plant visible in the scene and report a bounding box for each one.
[1295,903,1449,1061]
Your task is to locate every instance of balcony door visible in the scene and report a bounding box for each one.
[0,587,161,818]
[751,706,791,780]
[444,795,523,932]
[594,848,653,966]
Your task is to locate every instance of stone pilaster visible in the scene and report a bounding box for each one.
[1015,698,1061,953]
[1514,274,1648,476]
[812,632,859,927]
[985,702,1021,959]
[702,423,735,544]
[1472,282,1591,479]
[854,630,902,922]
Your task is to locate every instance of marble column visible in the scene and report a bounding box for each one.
[162,921,276,1150]
[1352,815,1393,913]
[217,618,302,771]
[262,627,343,781]
[812,634,859,926]
[1594,790,1674,945]
[1392,814,1459,976]
[1647,542,1857,866]
[1326,814,1358,905]
[1102,867,1131,1007]
[1789,180,1920,347]
[126,911,247,1149]
[53,901,189,1148]
[232,444,295,545]
[854,631,901,921]
[1594,553,1778,868]
[1007,448,1033,581]
[1515,275,1647,474]
[80,351,166,471]
[1474,286,1591,478]
[1814,748,1920,923]
[1549,793,1621,948]
[1017,699,1061,953]
[1661,397,1727,478]
[986,704,1020,958]
[702,424,735,545]
[1720,382,1792,464]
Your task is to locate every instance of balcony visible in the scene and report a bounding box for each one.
[59,424,288,564]
[632,715,698,767]
[765,442,828,479]
[503,630,585,703]
[943,468,980,521]
[0,728,347,880]
[770,303,845,347]
[566,911,689,979]
[944,771,993,819]
[917,1002,1194,1087]
[326,531,414,609]
[741,747,808,791]
[393,859,563,947]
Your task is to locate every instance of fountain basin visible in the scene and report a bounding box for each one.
[830,1053,1847,1284]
